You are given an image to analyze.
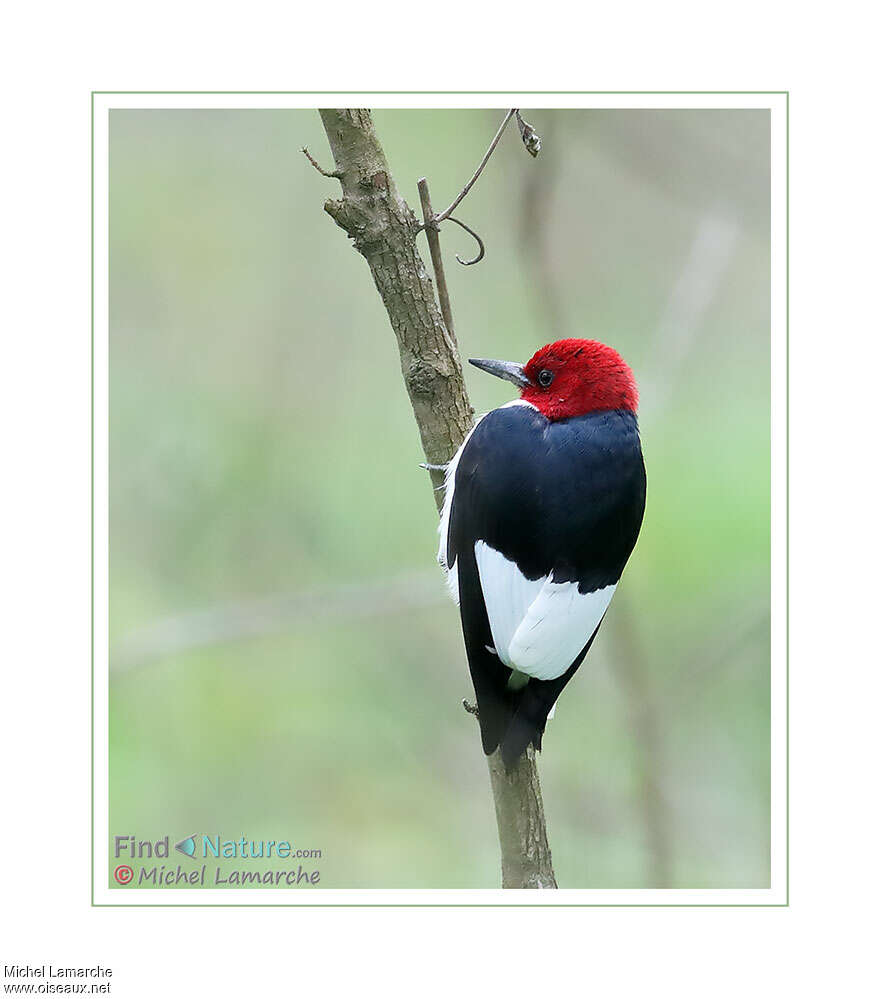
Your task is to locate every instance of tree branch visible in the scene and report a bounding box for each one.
[487,747,556,888]
[312,107,556,888]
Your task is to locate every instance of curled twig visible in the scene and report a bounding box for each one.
[416,216,485,265]
[447,216,486,266]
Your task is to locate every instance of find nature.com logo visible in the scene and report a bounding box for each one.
[111,833,322,888]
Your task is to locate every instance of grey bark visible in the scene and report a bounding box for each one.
[313,108,556,889]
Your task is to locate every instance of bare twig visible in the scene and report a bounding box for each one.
[417,177,457,338]
[302,146,342,178]
[435,109,516,222]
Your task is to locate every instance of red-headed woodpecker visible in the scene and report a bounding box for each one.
[439,339,646,769]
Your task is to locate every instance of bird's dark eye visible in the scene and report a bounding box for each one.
[538,369,554,387]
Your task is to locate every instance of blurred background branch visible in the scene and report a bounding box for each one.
[113,570,444,673]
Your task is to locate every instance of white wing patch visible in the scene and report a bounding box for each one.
[508,577,616,680]
[474,541,545,667]
[475,541,616,681]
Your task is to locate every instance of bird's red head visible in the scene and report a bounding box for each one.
[470,339,638,422]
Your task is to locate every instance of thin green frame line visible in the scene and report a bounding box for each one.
[92,903,788,908]
[92,92,788,908]
[90,90,95,907]
[92,90,788,94]
[785,90,790,907]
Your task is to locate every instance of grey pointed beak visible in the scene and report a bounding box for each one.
[468,357,532,388]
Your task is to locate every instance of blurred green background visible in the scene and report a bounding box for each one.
[109,108,770,889]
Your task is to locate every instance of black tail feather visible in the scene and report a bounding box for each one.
[498,624,602,770]
[500,683,558,769]
[472,683,514,755]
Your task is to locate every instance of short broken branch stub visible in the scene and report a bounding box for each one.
[302,146,343,178]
